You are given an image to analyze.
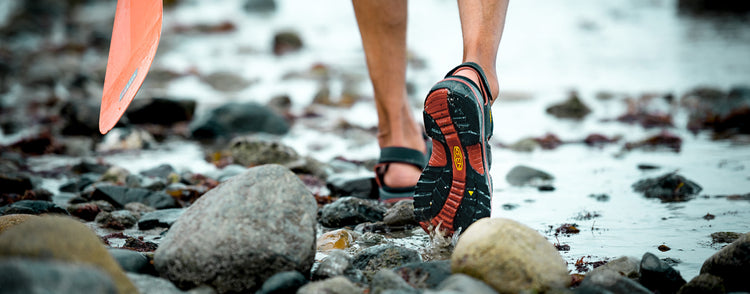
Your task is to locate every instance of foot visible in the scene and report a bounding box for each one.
[382,162,423,188]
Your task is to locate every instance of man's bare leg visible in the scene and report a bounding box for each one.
[455,0,509,103]
[352,0,426,189]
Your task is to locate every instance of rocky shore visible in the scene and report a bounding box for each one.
[2,0,750,293]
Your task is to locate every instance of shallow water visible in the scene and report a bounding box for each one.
[5,0,750,282]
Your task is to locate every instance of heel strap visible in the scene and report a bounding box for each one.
[445,62,493,103]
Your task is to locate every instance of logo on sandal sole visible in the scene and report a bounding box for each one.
[453,146,464,171]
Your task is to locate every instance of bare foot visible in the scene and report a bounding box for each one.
[383,162,423,188]
[455,67,499,103]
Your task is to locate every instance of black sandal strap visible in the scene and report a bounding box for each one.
[377,147,428,170]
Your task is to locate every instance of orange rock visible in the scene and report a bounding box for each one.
[316,229,354,251]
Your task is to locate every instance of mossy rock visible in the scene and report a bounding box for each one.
[0,214,38,234]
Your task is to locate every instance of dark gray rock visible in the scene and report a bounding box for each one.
[588,256,640,279]
[0,259,117,294]
[244,0,277,13]
[190,102,289,139]
[89,185,178,209]
[394,260,451,289]
[632,172,702,202]
[70,160,110,175]
[383,200,418,227]
[436,274,498,294]
[296,276,362,294]
[228,136,329,179]
[312,249,364,283]
[352,244,422,281]
[273,31,303,56]
[0,172,34,195]
[138,208,184,230]
[546,92,591,120]
[256,271,308,294]
[700,232,750,292]
[677,273,725,294]
[127,273,215,294]
[505,165,554,187]
[139,164,177,179]
[125,97,196,125]
[108,248,155,275]
[95,210,137,230]
[370,269,418,294]
[319,196,387,228]
[0,200,68,216]
[154,164,317,293]
[578,269,652,294]
[59,100,100,136]
[639,252,686,294]
[59,173,98,193]
[326,175,377,199]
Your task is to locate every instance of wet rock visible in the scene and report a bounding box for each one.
[625,131,683,152]
[546,92,592,119]
[578,269,652,294]
[0,214,37,234]
[122,236,159,253]
[584,134,620,147]
[108,248,155,275]
[639,252,686,294]
[139,163,177,179]
[505,165,554,187]
[256,271,308,294]
[637,163,661,170]
[0,259,118,294]
[535,133,564,150]
[588,256,641,279]
[352,244,422,281]
[95,210,138,230]
[126,97,196,125]
[7,132,63,156]
[383,199,418,227]
[700,232,750,292]
[59,100,100,136]
[678,273,725,294]
[0,172,34,195]
[297,276,362,294]
[59,173,98,193]
[632,172,702,202]
[202,71,252,92]
[0,216,138,294]
[229,136,298,166]
[357,232,385,246]
[66,202,102,221]
[89,185,178,209]
[710,231,741,244]
[127,272,209,294]
[124,202,156,217]
[394,260,452,289]
[154,164,317,293]
[436,274,499,294]
[326,175,377,199]
[138,208,184,230]
[451,217,570,293]
[244,0,277,13]
[319,196,387,228]
[273,31,304,56]
[190,102,289,139]
[70,160,110,175]
[0,200,68,216]
[370,269,418,294]
[508,137,539,152]
[682,86,750,136]
[678,0,750,15]
[317,229,356,251]
[311,249,364,282]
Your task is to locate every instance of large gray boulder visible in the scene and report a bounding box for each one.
[154,164,318,293]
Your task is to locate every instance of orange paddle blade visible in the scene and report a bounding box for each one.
[99,0,163,134]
